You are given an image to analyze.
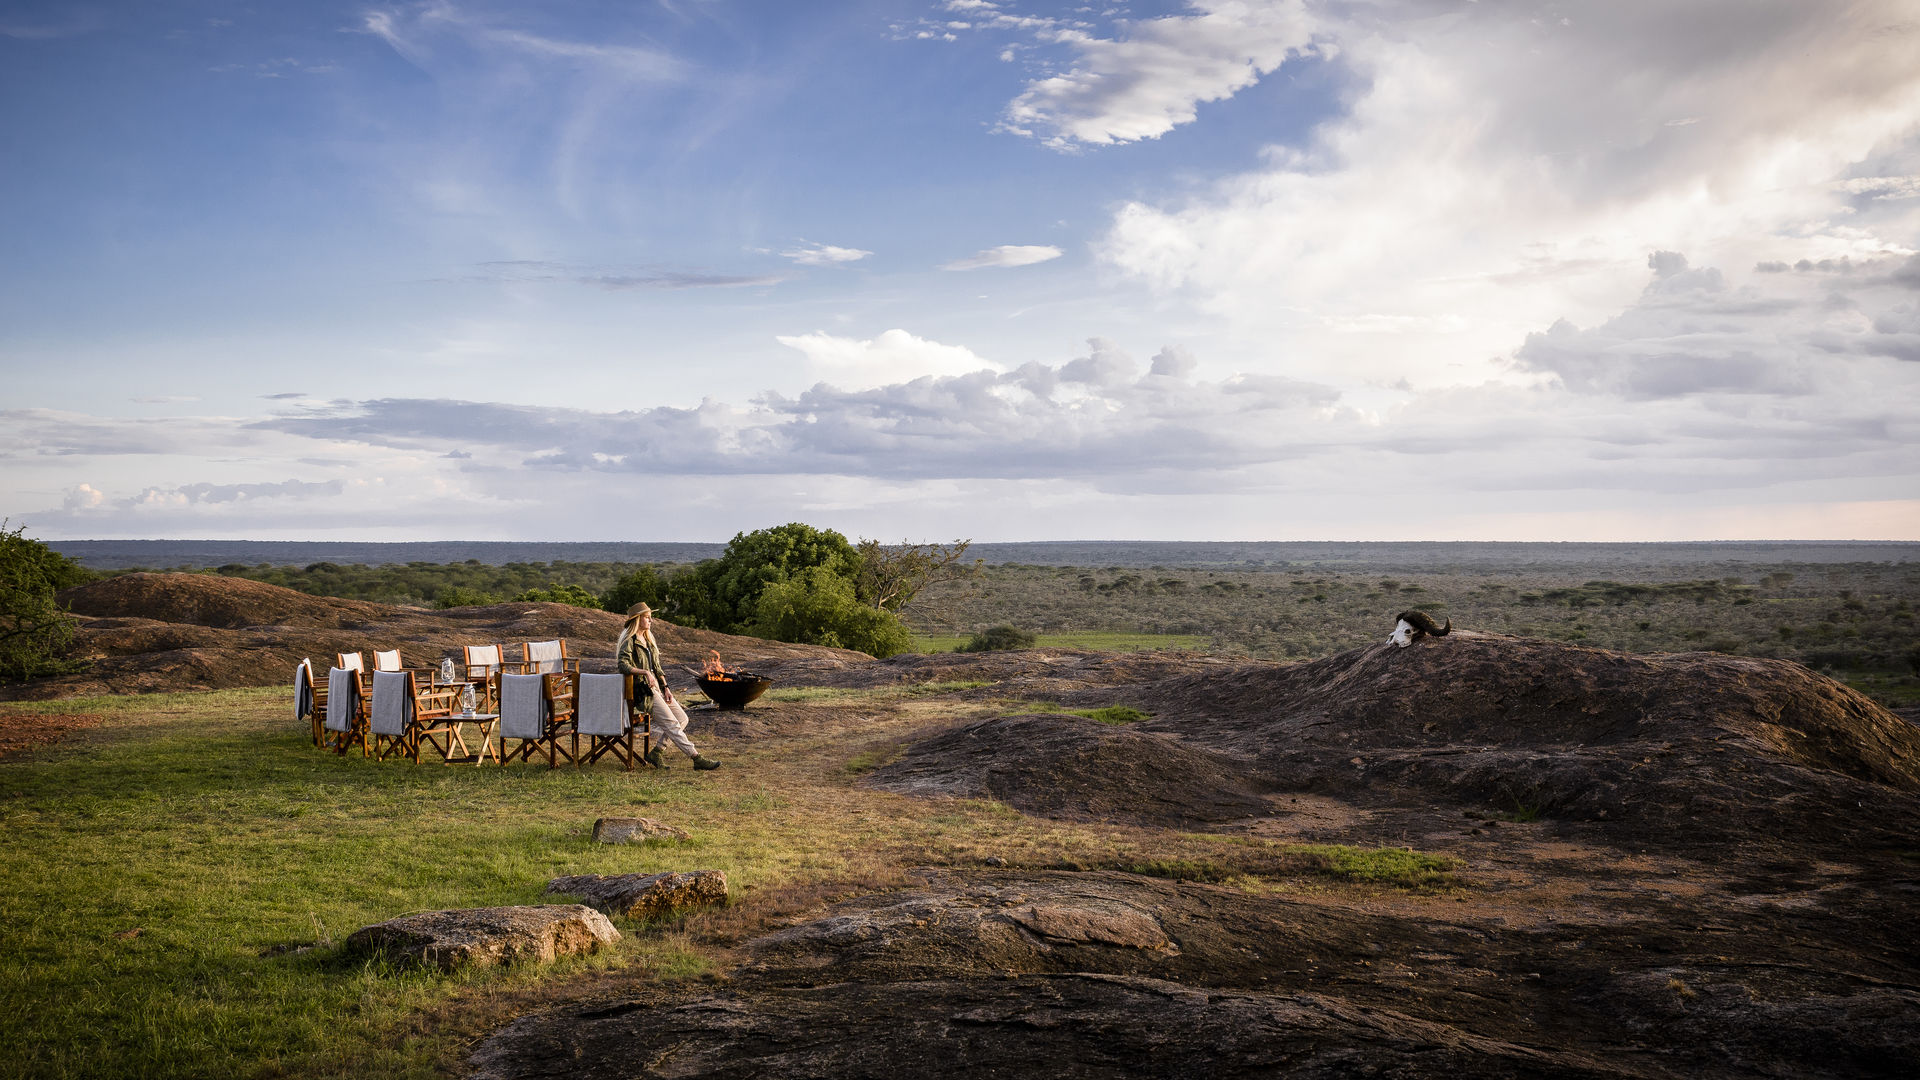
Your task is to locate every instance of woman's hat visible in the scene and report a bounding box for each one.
[624,601,653,623]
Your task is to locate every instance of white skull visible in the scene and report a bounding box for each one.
[1388,619,1414,648]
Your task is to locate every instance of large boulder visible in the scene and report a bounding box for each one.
[344,904,618,972]
[547,871,729,920]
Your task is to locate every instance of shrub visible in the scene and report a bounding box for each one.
[0,522,92,682]
[746,565,914,658]
[513,582,602,609]
[435,586,502,609]
[957,625,1036,652]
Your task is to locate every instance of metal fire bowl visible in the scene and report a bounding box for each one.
[697,674,773,710]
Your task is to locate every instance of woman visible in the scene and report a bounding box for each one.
[618,602,721,770]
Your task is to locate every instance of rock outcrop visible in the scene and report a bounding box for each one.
[546,871,729,920]
[344,905,618,972]
[4,572,874,701]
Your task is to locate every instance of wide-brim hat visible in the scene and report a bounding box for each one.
[624,601,653,623]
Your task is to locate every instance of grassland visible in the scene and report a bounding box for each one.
[0,685,1449,1079]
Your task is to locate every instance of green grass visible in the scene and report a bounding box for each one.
[0,686,1458,1078]
[0,690,801,1078]
[912,631,1209,654]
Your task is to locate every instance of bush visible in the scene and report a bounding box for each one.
[957,625,1036,652]
[0,522,92,682]
[745,565,913,658]
[435,586,502,609]
[513,582,602,609]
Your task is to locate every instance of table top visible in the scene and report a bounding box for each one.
[450,712,499,721]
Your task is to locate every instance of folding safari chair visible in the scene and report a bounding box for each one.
[369,670,461,763]
[463,644,508,710]
[520,639,580,676]
[323,666,367,756]
[372,649,404,673]
[499,672,576,769]
[577,673,637,769]
[295,658,326,747]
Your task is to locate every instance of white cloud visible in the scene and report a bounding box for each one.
[780,242,874,267]
[998,0,1319,149]
[775,329,994,385]
[1096,0,1920,393]
[940,244,1063,270]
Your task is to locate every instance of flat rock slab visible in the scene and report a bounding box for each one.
[592,816,690,843]
[344,904,618,973]
[547,870,728,920]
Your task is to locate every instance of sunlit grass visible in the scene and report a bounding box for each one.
[1,686,1456,1078]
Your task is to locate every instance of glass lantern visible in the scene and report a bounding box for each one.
[440,657,457,686]
[461,683,477,715]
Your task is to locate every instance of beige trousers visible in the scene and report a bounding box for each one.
[648,696,699,758]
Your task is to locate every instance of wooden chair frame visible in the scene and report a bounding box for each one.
[463,644,508,711]
[577,673,639,769]
[499,672,577,769]
[370,671,462,764]
[520,639,581,677]
[322,666,368,757]
[296,658,328,747]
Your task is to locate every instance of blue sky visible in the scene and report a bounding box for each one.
[4,0,1918,542]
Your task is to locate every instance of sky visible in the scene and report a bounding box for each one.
[3,0,1918,544]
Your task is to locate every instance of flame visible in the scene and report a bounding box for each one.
[702,650,732,681]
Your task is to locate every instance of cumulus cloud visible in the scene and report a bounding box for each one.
[940,244,1063,270]
[1097,0,1920,391]
[997,0,1320,149]
[1512,250,1920,398]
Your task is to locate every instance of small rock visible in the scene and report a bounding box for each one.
[345,905,618,973]
[592,817,690,844]
[983,855,1007,867]
[547,870,729,920]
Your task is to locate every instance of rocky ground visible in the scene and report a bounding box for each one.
[0,573,865,701]
[11,575,1920,1077]
[471,633,1920,1079]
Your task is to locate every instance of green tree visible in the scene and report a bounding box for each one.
[688,523,862,632]
[601,564,675,616]
[746,565,913,658]
[514,583,603,609]
[0,522,92,682]
[853,538,979,612]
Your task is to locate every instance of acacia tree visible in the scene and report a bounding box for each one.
[0,522,91,682]
[853,538,980,613]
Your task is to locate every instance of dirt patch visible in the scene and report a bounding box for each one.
[4,573,874,701]
[0,711,105,760]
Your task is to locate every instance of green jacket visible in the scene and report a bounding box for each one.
[617,631,670,702]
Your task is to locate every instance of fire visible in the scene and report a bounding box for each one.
[702,650,734,681]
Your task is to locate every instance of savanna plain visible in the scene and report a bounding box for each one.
[3,543,1918,1078]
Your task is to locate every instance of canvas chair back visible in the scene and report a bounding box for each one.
[499,673,548,741]
[295,659,315,720]
[464,644,504,679]
[524,639,566,674]
[325,667,359,732]
[373,649,404,673]
[575,673,627,736]
[369,670,413,737]
[337,651,365,673]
